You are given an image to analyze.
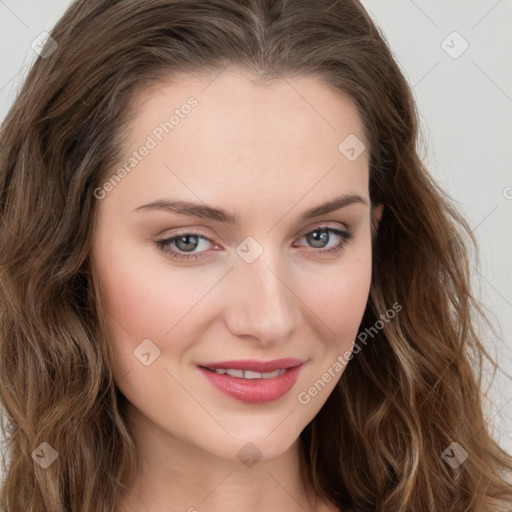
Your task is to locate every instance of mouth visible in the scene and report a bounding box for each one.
[196,358,306,404]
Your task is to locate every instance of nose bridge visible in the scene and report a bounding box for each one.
[225,240,300,344]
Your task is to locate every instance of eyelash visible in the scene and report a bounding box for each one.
[154,225,354,262]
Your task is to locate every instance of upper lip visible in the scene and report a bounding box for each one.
[198,358,305,373]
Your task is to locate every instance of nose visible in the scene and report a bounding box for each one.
[223,247,302,347]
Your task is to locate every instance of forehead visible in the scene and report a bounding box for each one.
[104,68,370,216]
[127,68,366,149]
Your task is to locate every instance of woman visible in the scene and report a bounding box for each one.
[1,1,511,511]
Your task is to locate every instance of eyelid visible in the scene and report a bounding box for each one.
[161,229,217,247]
[297,221,350,237]
[160,221,349,243]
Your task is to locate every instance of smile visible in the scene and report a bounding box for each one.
[196,358,306,404]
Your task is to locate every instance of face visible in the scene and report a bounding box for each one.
[91,68,382,463]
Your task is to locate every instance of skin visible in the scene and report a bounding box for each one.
[91,67,384,512]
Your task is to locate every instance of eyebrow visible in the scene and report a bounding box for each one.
[134,193,368,223]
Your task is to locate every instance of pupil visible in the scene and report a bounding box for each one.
[308,230,328,248]
[176,235,198,252]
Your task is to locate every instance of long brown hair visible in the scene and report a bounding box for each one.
[1,1,511,510]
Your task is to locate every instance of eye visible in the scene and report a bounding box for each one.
[154,225,354,262]
[294,226,353,256]
[155,231,215,261]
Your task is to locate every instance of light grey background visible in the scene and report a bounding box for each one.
[1,0,511,459]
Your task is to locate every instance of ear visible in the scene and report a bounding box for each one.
[371,203,384,232]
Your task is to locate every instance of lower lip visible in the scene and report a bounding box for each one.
[197,364,304,404]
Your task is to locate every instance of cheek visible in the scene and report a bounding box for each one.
[300,236,373,347]
[95,252,172,340]
[93,215,198,326]
[293,242,372,407]
[92,239,224,372]
[333,260,371,335]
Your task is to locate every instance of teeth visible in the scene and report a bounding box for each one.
[244,370,264,379]
[210,368,286,379]
[225,369,244,378]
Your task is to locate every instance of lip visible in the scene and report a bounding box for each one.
[196,358,306,404]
